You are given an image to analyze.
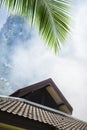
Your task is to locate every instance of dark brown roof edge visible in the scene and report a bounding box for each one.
[10,79,51,97]
[10,78,73,114]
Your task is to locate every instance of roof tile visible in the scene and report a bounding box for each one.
[0,96,87,130]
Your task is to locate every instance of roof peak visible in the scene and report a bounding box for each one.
[10,78,73,115]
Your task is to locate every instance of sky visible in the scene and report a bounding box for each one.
[0,1,87,122]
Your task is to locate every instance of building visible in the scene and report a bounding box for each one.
[0,78,87,130]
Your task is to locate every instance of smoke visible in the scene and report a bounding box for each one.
[0,14,51,94]
[0,15,33,94]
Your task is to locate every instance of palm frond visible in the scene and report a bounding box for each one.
[0,0,71,53]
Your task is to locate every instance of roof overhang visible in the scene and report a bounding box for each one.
[10,78,73,114]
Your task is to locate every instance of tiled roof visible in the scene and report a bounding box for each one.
[0,96,87,130]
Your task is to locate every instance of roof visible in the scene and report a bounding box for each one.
[10,78,73,115]
[0,96,87,130]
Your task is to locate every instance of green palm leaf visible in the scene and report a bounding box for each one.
[0,0,71,53]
